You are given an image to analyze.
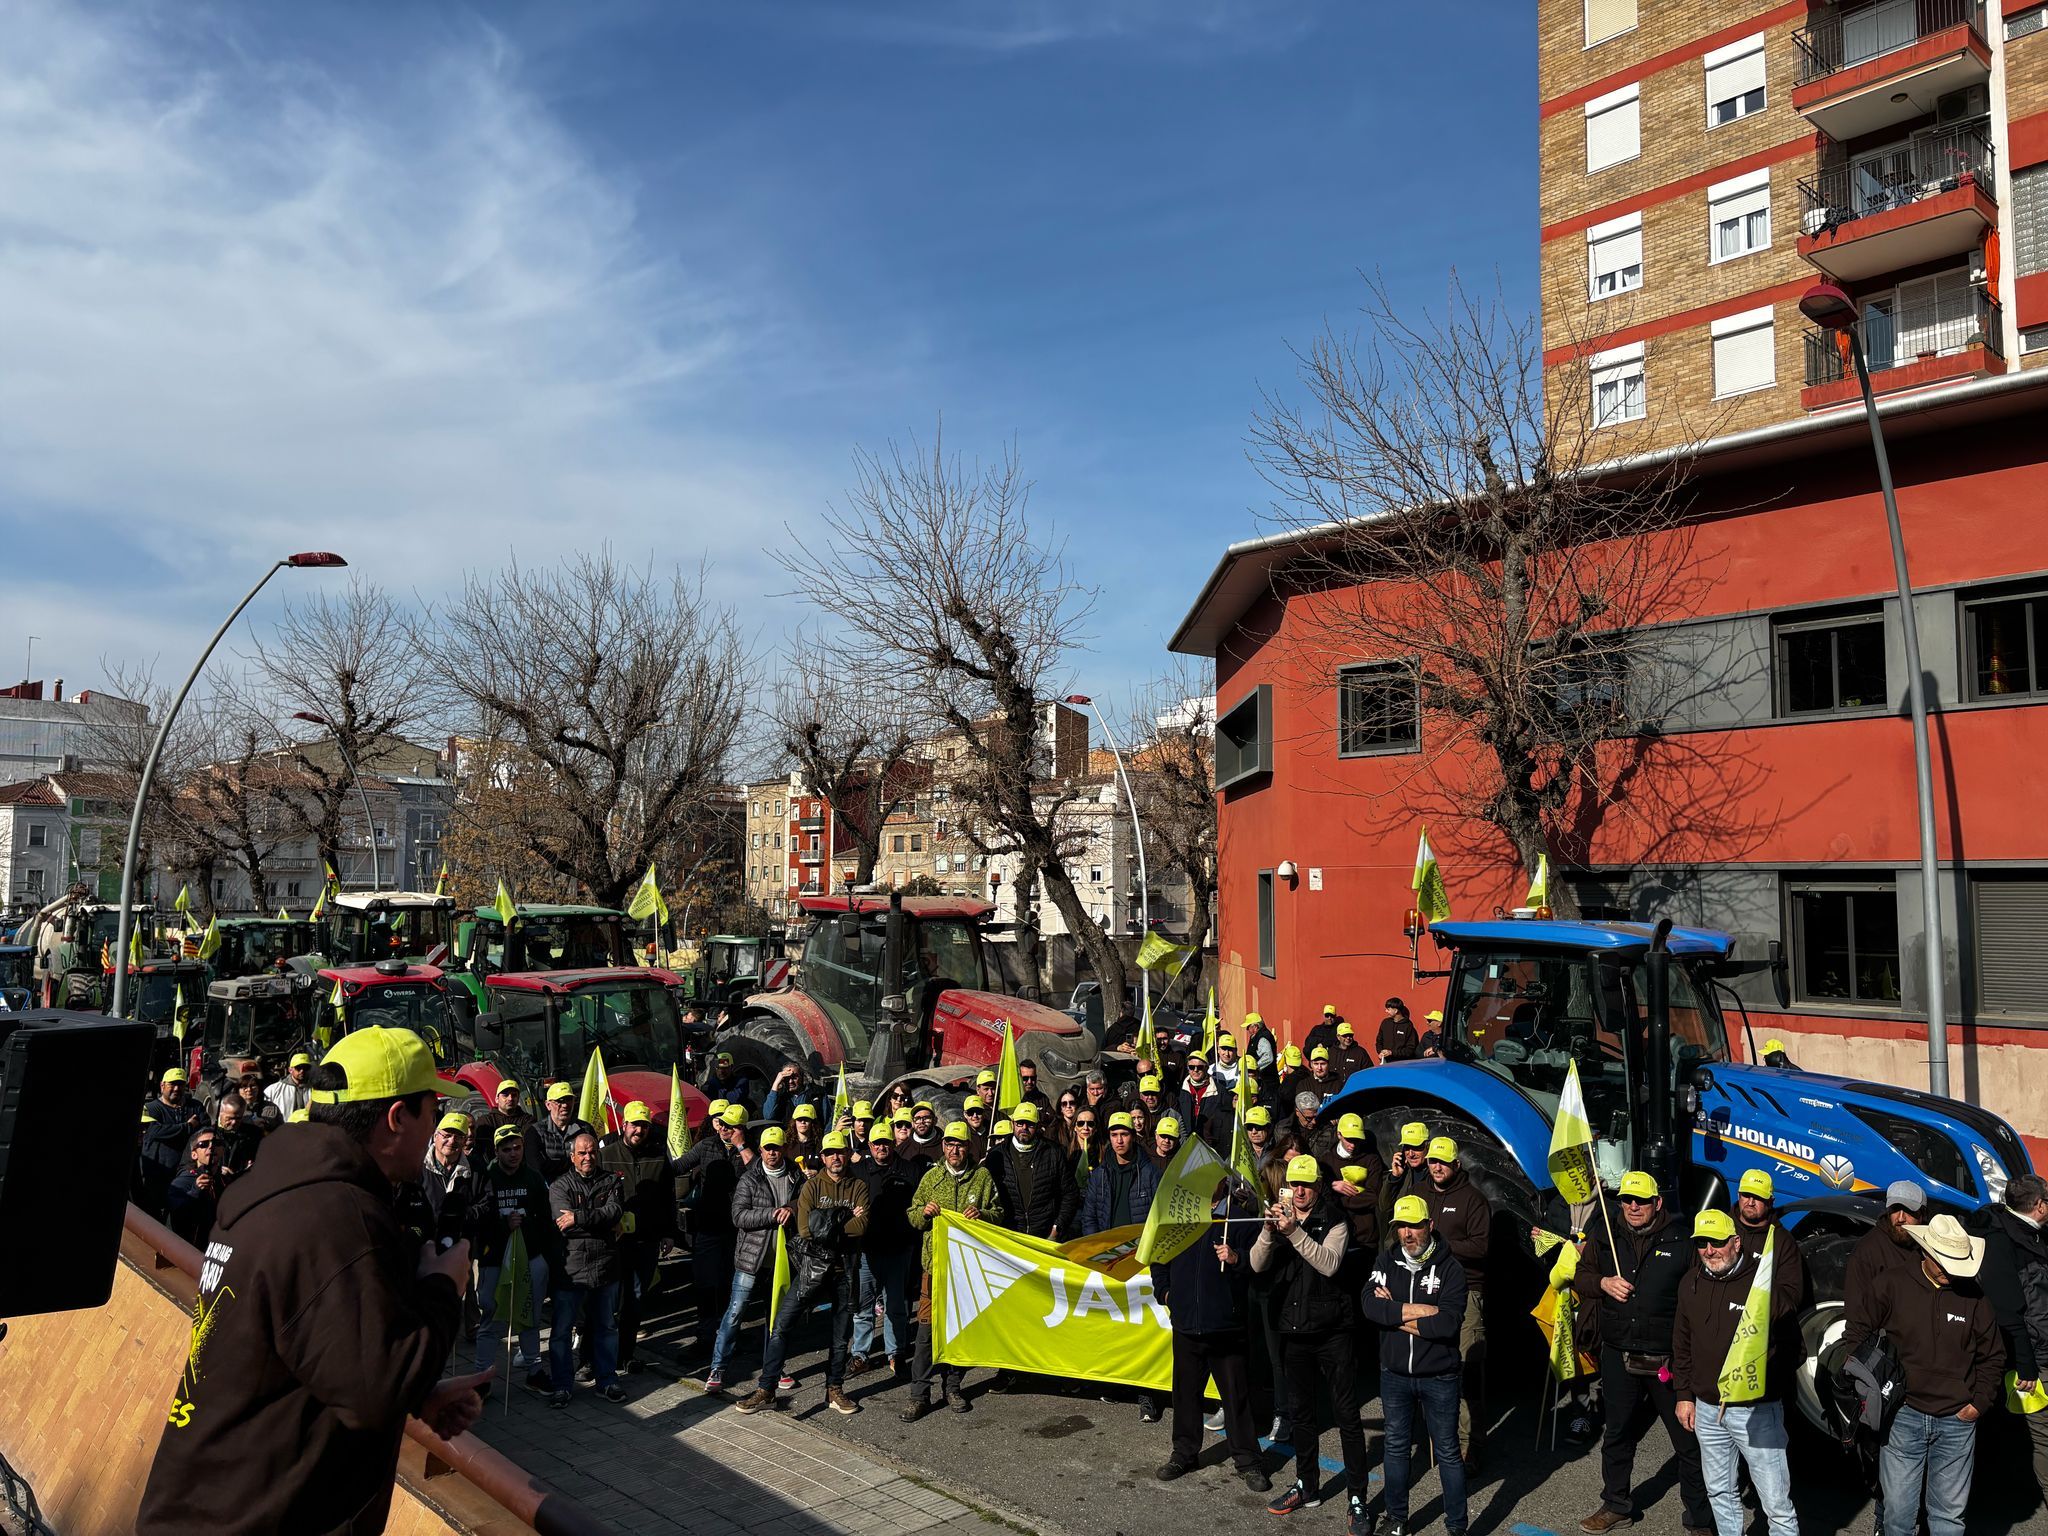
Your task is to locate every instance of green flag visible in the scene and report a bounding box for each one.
[1548,1058,1599,1206]
[494,1226,534,1333]
[1718,1229,1776,1404]
[995,1020,1025,1113]
[492,879,517,927]
[1135,1133,1226,1265]
[1412,824,1451,923]
[667,1065,692,1161]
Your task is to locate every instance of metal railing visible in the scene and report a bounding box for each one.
[1799,122,1995,232]
[1803,288,2003,385]
[1794,0,1985,83]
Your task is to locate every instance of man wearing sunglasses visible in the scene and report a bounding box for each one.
[1573,1171,1711,1535]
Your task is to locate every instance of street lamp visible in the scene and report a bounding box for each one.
[111,552,347,1018]
[1065,694,1152,1022]
[293,710,381,895]
[1799,282,1948,1095]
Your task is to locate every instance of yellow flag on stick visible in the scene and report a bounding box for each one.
[434,863,449,898]
[1134,998,1158,1067]
[1718,1229,1776,1404]
[173,982,189,1043]
[627,863,670,924]
[1201,986,1218,1061]
[129,926,146,967]
[1136,1133,1226,1265]
[492,880,517,927]
[578,1044,615,1135]
[1227,1097,1260,1193]
[174,884,192,917]
[323,860,341,897]
[1526,853,1551,910]
[1134,931,1196,975]
[1548,1058,1599,1206]
[667,1064,692,1161]
[310,886,327,922]
[276,907,290,921]
[1234,1027,1254,1118]
[831,1062,850,1127]
[770,1226,792,1326]
[1412,825,1451,923]
[995,1020,1025,1113]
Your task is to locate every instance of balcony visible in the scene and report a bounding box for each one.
[798,848,824,864]
[1793,0,1989,140]
[1797,123,1995,282]
[797,816,824,833]
[1800,285,2004,410]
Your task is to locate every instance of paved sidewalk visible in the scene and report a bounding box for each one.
[469,1365,1043,1536]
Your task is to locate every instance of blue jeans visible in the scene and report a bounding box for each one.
[851,1249,910,1360]
[1382,1369,1466,1532]
[1694,1400,1798,1536]
[476,1255,549,1373]
[709,1268,759,1378]
[1879,1403,1975,1536]
[550,1281,619,1392]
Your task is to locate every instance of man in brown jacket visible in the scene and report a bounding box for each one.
[1423,1136,1492,1464]
[737,1131,871,1415]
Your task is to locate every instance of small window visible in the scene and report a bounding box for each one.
[773,832,783,849]
[1974,875,2048,1018]
[23,868,45,894]
[892,834,906,853]
[2009,4,2048,39]
[1590,343,1646,426]
[2024,325,2048,355]
[1709,170,1772,262]
[1257,870,1277,978]
[26,823,47,848]
[1216,685,1272,791]
[1789,880,1901,1005]
[1712,307,1776,397]
[1965,587,2047,699]
[1089,867,1103,883]
[287,881,303,900]
[1585,0,1636,45]
[1587,212,1643,300]
[1337,662,1420,755]
[1775,609,1886,715]
[1704,35,1766,127]
[1585,84,1641,173]
[910,833,923,852]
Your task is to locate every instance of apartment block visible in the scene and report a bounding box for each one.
[1544,0,2048,449]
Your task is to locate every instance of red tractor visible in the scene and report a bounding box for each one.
[716,892,1100,1100]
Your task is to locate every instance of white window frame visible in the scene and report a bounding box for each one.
[1587,210,1644,301]
[1704,34,1767,129]
[1585,0,1637,47]
[1711,305,1777,398]
[1589,342,1647,426]
[1708,168,1772,263]
[26,823,47,848]
[1584,83,1641,174]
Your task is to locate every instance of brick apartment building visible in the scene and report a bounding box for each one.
[1175,0,2048,1152]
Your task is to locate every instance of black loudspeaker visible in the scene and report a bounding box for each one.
[0,1009,155,1318]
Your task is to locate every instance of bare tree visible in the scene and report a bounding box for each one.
[434,553,752,909]
[771,634,926,886]
[780,432,1128,1003]
[161,693,300,912]
[1119,660,1218,950]
[1249,276,1747,913]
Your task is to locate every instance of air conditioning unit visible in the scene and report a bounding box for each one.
[1935,84,1988,126]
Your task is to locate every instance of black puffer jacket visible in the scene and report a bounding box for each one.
[989,1137,1079,1239]
[731,1157,804,1276]
[548,1167,625,1287]
[1980,1202,2048,1381]
[1574,1208,1690,1354]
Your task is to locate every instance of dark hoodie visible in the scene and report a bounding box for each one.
[137,1124,462,1536]
[1423,1166,1492,1289]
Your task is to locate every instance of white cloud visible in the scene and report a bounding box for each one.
[0,1,817,672]
[788,0,1316,53]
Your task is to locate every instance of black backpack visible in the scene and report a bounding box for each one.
[1833,1329,1908,1444]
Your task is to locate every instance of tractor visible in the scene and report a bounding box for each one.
[715,892,1097,1109]
[0,943,32,1011]
[314,959,472,1071]
[445,904,632,1011]
[321,891,460,968]
[198,915,321,980]
[193,971,313,1089]
[683,934,768,1013]
[1321,913,2033,1431]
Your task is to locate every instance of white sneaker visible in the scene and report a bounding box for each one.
[1203,1408,1225,1432]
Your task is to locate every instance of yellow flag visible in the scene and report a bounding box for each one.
[1234,1029,1253,1118]
[1201,986,1218,1061]
[434,863,449,898]
[1548,1058,1599,1206]
[197,915,221,960]
[324,860,341,896]
[1135,931,1195,974]
[627,862,669,924]
[831,1062,850,1127]
[276,907,290,921]
[1718,1229,1775,1403]
[493,880,517,927]
[174,884,192,916]
[1135,1133,1226,1265]
[173,982,188,1043]
[995,1020,1025,1113]
[129,926,145,967]
[329,975,345,1014]
[578,1044,614,1134]
[1134,999,1158,1066]
[310,886,327,922]
[1412,825,1451,923]
[1227,1097,1260,1192]
[667,1064,691,1160]
[1526,853,1551,909]
[770,1225,792,1325]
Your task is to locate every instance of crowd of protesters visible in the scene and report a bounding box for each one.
[128,995,2048,1536]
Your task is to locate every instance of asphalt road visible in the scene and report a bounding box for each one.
[633,1254,2048,1536]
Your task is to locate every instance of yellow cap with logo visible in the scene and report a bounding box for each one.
[943,1121,972,1142]
[289,1052,313,1068]
[1336,1022,1355,1038]
[992,1119,1013,1137]
[437,1111,471,1135]
[622,1100,653,1124]
[1011,1102,1041,1125]
[853,1100,874,1118]
[1391,1194,1430,1225]
[1310,1046,1330,1061]
[821,1131,850,1151]
[1139,1074,1162,1093]
[1399,1121,1428,1148]
[707,1097,729,1117]
[892,1108,914,1126]
[493,1123,523,1145]
[1737,1169,1774,1200]
[1246,1107,1272,1127]
[1693,1209,1737,1241]
[759,1125,787,1147]
[869,1124,893,1145]
[976,1069,998,1086]
[964,1094,988,1112]
[1155,1115,1181,1139]
[1243,1012,1262,1027]
[793,1103,818,1121]
[161,1067,189,1084]
[1426,1136,1459,1163]
[311,1027,441,1104]
[1618,1170,1660,1200]
[546,1081,576,1102]
[1285,1154,1321,1183]
[1337,1113,1365,1140]
[720,1103,747,1127]
[1107,1111,1134,1130]
[1340,1164,1369,1187]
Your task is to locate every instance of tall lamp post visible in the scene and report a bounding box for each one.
[293,710,381,894]
[1065,694,1151,1022]
[1799,282,1948,1095]
[111,552,347,1019]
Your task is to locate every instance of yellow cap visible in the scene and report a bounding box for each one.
[1738,1169,1775,1200]
[821,1131,850,1151]
[1310,1046,1330,1061]
[1693,1209,1737,1241]
[707,1097,729,1116]
[1285,1154,1321,1183]
[1282,1045,1302,1066]
[493,1123,523,1145]
[1322,1004,1336,1016]
[1618,1170,1660,1200]
[943,1121,971,1141]
[1399,1121,1428,1148]
[312,1027,441,1104]
[852,1100,874,1118]
[1246,1106,1272,1127]
[992,1118,1013,1137]
[720,1103,747,1126]
[547,1082,576,1102]
[964,1094,987,1112]
[1336,1022,1354,1038]
[289,1107,311,1124]
[437,1111,471,1135]
[760,1125,786,1147]
[1107,1111,1134,1130]
[1340,1163,1369,1186]
[1391,1194,1430,1225]
[793,1103,818,1120]
[1156,1115,1181,1139]
[1763,1038,1787,1056]
[892,1108,914,1125]
[1243,1012,1262,1026]
[161,1067,189,1084]
[1012,1102,1041,1124]
[1139,1074,1162,1092]
[496,1079,523,1098]
[976,1069,998,1085]
[1187,1049,1208,1064]
[622,1100,653,1124]
[289,1052,313,1068]
[1218,1033,1236,1049]
[913,1100,935,1113]
[868,1124,893,1144]
[1426,1136,1459,1163]
[1424,1010,1444,1023]
[1337,1113,1365,1139]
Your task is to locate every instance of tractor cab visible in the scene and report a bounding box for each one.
[690,935,765,1009]
[207,916,321,980]
[475,967,705,1134]
[449,905,629,1007]
[325,891,459,967]
[200,972,310,1084]
[117,957,214,1078]
[0,944,32,1011]
[317,960,469,1067]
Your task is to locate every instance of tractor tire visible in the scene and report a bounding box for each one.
[1791,1228,1863,1437]
[875,1070,974,1128]
[720,1020,812,1091]
[1019,1028,1093,1096]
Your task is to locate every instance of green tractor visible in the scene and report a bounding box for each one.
[321,890,460,968]
[684,934,768,1011]
[445,903,633,1010]
[198,915,321,980]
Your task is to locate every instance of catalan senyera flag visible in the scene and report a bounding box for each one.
[1134,931,1196,975]
[666,1064,692,1160]
[492,880,517,927]
[1526,852,1551,910]
[626,862,669,925]
[578,1044,616,1135]
[1135,1133,1225,1265]
[1412,825,1451,923]
[1718,1229,1776,1404]
[995,1020,1025,1114]
[1548,1058,1599,1206]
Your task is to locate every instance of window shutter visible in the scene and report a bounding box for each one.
[2013,165,2048,278]
[1704,36,1766,107]
[1976,879,2048,1015]
[1586,0,1637,45]
[1712,307,1776,396]
[1585,85,1640,172]
[1587,212,1643,295]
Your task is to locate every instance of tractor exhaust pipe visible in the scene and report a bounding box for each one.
[882,888,907,1000]
[1643,918,1675,1194]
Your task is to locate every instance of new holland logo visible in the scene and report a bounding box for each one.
[1818,1154,1856,1189]
[945,1227,1037,1347]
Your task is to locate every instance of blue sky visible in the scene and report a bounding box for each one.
[0,0,1536,711]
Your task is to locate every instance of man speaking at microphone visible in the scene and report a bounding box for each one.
[139,1027,490,1535]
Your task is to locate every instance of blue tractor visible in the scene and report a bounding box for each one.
[1324,913,2032,1429]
